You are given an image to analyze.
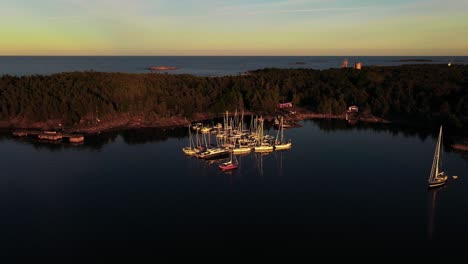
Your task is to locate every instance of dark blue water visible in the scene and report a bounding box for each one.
[1,120,467,258]
[1,56,466,76]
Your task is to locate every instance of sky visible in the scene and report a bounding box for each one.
[0,0,467,56]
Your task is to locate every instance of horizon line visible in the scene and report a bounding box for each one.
[1,55,467,57]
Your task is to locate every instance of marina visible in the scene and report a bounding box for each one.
[182,110,293,168]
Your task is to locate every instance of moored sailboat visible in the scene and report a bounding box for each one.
[253,117,274,153]
[274,141,292,150]
[274,116,292,150]
[232,138,252,154]
[254,144,274,152]
[219,152,238,171]
[182,125,197,156]
[197,147,230,159]
[233,146,251,154]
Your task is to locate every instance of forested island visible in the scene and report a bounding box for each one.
[148,66,180,71]
[394,59,433,62]
[0,64,467,133]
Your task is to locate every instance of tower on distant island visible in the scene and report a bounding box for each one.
[341,58,348,68]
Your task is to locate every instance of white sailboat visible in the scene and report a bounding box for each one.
[274,116,292,150]
[254,117,274,153]
[182,125,197,156]
[428,126,448,188]
[232,143,252,154]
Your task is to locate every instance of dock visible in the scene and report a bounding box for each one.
[12,130,85,143]
[452,143,468,152]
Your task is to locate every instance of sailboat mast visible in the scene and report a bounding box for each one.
[435,126,442,176]
[188,125,192,148]
[429,126,442,182]
[275,117,280,144]
[281,116,284,143]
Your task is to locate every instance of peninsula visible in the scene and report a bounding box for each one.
[0,64,467,134]
[393,59,433,62]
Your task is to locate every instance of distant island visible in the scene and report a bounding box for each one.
[393,59,433,62]
[148,66,179,71]
[289,62,306,65]
[0,64,467,134]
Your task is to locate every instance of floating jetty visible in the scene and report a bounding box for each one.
[452,143,468,152]
[12,130,85,144]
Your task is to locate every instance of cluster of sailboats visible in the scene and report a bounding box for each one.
[182,111,292,171]
[186,116,456,184]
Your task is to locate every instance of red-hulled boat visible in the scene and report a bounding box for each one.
[219,161,238,171]
[219,152,238,171]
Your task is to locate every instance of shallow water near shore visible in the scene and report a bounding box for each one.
[1,119,468,257]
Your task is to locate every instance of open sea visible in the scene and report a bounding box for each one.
[0,56,467,76]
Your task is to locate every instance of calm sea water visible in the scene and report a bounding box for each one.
[0,56,467,76]
[1,120,467,258]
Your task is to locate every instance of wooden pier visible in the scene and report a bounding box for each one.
[12,130,85,143]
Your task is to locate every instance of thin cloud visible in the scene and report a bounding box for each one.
[251,6,374,14]
[216,0,451,16]
[215,0,326,13]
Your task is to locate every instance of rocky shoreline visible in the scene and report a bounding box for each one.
[0,107,391,135]
[5,108,468,152]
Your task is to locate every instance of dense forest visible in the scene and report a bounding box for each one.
[0,64,467,128]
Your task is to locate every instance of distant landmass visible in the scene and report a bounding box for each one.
[393,59,433,62]
[148,66,179,71]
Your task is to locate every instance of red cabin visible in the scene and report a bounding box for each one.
[278,102,293,109]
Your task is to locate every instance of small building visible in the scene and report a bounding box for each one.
[354,62,362,70]
[278,102,293,109]
[341,59,349,68]
[348,105,359,113]
[68,135,85,143]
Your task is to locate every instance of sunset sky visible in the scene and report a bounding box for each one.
[1,0,467,55]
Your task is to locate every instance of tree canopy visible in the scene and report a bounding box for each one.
[0,64,467,128]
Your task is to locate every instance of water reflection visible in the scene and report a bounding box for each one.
[3,126,187,151]
[310,119,468,161]
[428,187,445,240]
[5,131,118,152]
[310,119,433,141]
[256,153,264,177]
[275,151,284,178]
[2,119,468,160]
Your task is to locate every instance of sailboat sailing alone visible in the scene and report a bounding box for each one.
[428,126,449,188]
